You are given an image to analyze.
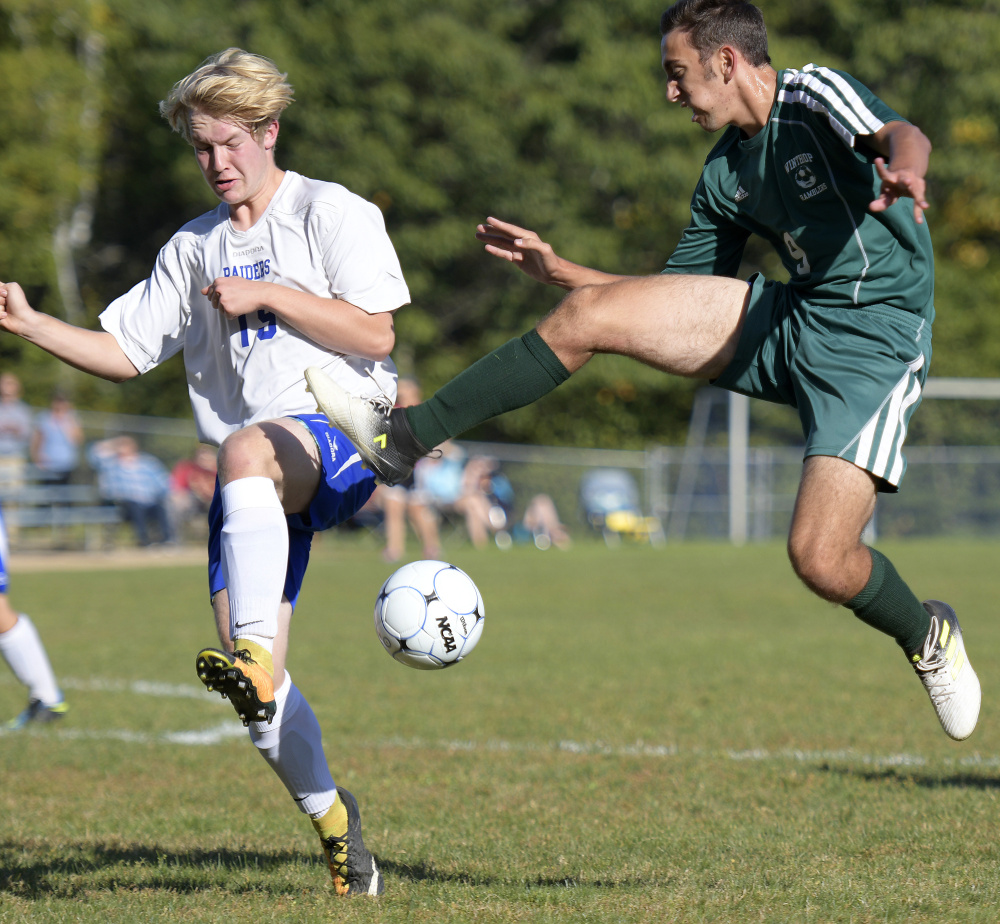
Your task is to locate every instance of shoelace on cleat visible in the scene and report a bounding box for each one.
[322,832,352,885]
[323,831,373,891]
[913,616,957,702]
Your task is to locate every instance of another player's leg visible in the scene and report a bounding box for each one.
[0,509,66,729]
[788,456,980,740]
[306,273,749,484]
[0,605,67,729]
[306,327,568,485]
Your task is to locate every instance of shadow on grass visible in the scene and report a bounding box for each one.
[378,857,620,889]
[0,840,321,897]
[1,841,627,896]
[819,765,1000,790]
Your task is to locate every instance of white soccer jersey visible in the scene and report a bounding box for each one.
[100,171,410,446]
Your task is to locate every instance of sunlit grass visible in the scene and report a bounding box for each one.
[1,538,998,922]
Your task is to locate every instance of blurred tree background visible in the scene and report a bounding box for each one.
[1,0,998,447]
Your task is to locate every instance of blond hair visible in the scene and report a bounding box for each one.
[159,48,295,144]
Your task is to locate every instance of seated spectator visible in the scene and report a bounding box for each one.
[88,437,175,547]
[373,378,442,563]
[169,445,218,540]
[518,493,572,550]
[30,391,82,486]
[453,455,515,550]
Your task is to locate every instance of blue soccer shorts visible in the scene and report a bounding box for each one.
[208,414,376,609]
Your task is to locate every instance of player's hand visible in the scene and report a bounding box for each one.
[0,281,36,336]
[201,276,269,318]
[475,217,565,286]
[869,157,929,224]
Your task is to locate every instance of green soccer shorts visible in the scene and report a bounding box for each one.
[713,273,932,492]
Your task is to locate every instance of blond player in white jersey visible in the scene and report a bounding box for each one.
[0,48,404,897]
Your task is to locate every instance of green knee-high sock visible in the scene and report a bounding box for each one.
[404,329,571,449]
[844,548,931,655]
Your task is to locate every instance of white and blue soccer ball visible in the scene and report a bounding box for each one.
[374,560,485,670]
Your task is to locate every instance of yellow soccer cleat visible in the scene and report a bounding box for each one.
[195,647,276,726]
[318,789,384,897]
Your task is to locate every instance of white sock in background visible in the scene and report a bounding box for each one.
[0,614,62,706]
[220,476,289,653]
[249,671,338,817]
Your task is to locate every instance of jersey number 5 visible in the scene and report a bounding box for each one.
[783,232,811,276]
[238,310,278,347]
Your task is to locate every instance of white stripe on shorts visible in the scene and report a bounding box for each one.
[842,353,925,486]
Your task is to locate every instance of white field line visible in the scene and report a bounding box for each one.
[58,676,219,700]
[2,675,997,768]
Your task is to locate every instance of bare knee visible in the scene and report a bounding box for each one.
[217,426,274,485]
[538,285,606,370]
[787,528,869,604]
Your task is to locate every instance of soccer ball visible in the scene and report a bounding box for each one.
[374,560,485,670]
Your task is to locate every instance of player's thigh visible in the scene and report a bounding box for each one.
[540,273,750,378]
[218,418,323,515]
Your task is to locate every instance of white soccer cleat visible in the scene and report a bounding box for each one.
[304,366,427,485]
[911,601,981,741]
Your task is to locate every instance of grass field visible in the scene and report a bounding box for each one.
[1,536,998,923]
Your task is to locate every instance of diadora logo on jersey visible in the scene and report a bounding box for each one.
[784,153,828,202]
[734,185,749,203]
[324,432,338,461]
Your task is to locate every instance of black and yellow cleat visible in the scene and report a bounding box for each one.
[6,698,68,730]
[318,789,384,897]
[195,647,276,726]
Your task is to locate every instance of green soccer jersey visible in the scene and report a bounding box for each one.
[663,64,934,321]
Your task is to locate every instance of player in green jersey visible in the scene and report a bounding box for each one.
[305,0,980,740]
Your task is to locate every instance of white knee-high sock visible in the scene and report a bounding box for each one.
[249,671,338,817]
[0,614,62,706]
[220,477,288,651]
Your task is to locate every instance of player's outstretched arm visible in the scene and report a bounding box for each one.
[866,122,932,224]
[475,217,629,290]
[0,281,139,382]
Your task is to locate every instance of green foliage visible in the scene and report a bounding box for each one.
[1,0,998,441]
